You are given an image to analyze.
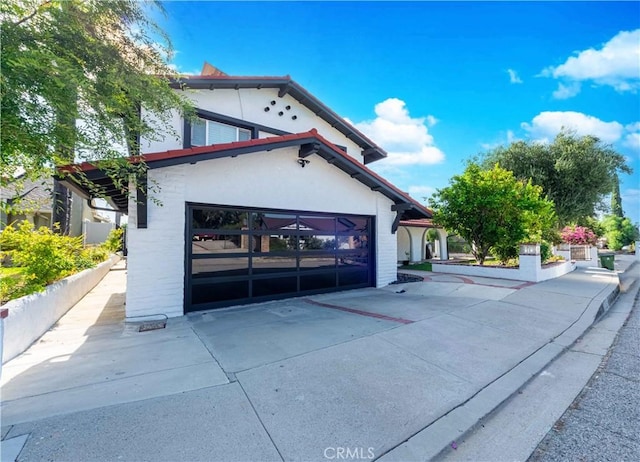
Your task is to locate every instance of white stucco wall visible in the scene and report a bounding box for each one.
[139,107,183,154]
[431,256,575,282]
[126,147,397,318]
[140,88,364,161]
[397,228,410,261]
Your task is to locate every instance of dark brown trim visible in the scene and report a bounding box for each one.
[136,172,147,229]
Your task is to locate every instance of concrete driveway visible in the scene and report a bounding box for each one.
[1,261,622,461]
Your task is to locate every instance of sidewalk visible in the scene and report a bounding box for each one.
[0,256,633,461]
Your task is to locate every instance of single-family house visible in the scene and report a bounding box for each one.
[60,64,432,319]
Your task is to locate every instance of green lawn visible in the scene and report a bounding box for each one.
[400,262,432,271]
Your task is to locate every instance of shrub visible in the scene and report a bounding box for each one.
[0,220,113,302]
[6,222,83,286]
[599,215,639,251]
[83,246,110,264]
[540,241,552,263]
[0,267,35,303]
[560,225,597,245]
[102,228,124,253]
[491,243,518,264]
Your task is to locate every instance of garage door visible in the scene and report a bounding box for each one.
[186,204,375,312]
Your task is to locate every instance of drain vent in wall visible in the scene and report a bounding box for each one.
[131,314,169,332]
[138,320,167,332]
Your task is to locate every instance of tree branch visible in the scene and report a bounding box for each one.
[13,0,53,26]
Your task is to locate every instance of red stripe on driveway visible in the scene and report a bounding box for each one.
[303,299,414,325]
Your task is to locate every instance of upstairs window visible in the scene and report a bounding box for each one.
[191,118,251,146]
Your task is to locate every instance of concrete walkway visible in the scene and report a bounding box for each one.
[0,256,634,461]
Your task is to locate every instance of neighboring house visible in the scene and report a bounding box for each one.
[1,175,112,239]
[1,176,54,230]
[60,63,432,319]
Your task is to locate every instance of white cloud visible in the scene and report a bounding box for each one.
[167,63,201,75]
[407,185,437,200]
[480,130,518,150]
[623,132,640,151]
[552,82,581,99]
[626,122,640,132]
[623,121,640,153]
[507,69,523,84]
[542,29,640,96]
[521,111,624,144]
[353,98,445,165]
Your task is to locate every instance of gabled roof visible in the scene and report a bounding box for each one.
[58,130,431,221]
[170,74,387,164]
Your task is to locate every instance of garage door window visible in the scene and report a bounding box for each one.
[186,204,374,312]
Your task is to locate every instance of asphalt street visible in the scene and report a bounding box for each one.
[529,287,639,462]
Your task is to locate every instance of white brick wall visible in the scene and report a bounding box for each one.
[375,196,397,287]
[125,148,398,318]
[126,167,187,319]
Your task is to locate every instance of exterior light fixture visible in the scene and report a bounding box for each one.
[264,107,270,112]
[285,105,291,110]
[297,158,310,168]
[278,111,284,116]
[292,115,297,120]
[270,100,276,105]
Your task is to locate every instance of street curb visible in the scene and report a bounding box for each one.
[378,269,622,462]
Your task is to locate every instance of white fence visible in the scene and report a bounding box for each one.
[83,220,114,245]
[554,245,599,268]
[431,245,576,282]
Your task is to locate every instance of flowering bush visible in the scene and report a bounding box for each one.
[560,225,597,245]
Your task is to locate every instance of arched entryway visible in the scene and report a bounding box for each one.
[397,219,448,263]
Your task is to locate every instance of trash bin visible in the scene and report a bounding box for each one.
[599,253,615,270]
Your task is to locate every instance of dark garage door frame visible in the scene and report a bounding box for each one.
[184,203,376,313]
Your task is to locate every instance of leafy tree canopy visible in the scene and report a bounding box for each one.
[428,163,556,265]
[1,0,192,191]
[600,215,639,251]
[480,131,631,225]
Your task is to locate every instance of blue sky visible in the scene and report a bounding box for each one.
[158,1,640,224]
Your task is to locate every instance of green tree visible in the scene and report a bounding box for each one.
[1,0,192,226]
[600,215,639,251]
[428,163,556,265]
[610,175,624,218]
[481,131,631,225]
